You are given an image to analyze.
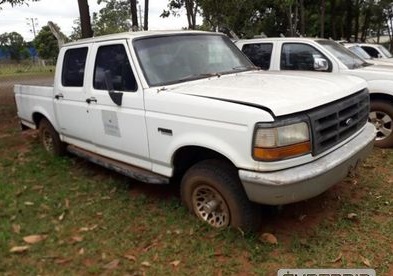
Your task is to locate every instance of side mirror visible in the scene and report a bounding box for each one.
[313,55,329,71]
[104,70,123,106]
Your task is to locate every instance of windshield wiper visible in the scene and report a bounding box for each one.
[172,73,221,84]
[232,65,261,71]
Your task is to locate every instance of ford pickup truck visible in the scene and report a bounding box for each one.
[15,31,375,231]
[236,37,393,148]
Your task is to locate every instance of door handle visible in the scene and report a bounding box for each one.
[54,93,64,100]
[86,97,97,104]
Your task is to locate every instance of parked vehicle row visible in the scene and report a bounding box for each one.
[236,37,393,148]
[14,31,376,231]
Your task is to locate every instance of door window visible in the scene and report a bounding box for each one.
[93,44,137,92]
[61,47,88,87]
[241,43,273,70]
[281,43,329,71]
[361,46,380,58]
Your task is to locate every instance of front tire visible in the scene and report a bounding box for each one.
[39,118,66,156]
[180,159,261,232]
[369,100,393,148]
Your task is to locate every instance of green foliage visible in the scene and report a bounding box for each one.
[0,32,29,62]
[69,19,82,41]
[186,0,393,40]
[93,0,132,36]
[70,0,132,40]
[33,25,62,63]
[0,0,38,6]
[160,0,200,29]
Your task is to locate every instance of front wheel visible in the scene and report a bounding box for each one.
[369,100,393,148]
[180,159,261,232]
[39,118,66,155]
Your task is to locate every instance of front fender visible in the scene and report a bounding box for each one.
[367,80,393,97]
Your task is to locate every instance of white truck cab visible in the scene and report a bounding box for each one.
[15,31,375,231]
[342,43,393,67]
[358,43,393,59]
[236,37,393,147]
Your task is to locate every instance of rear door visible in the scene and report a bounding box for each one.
[54,45,94,151]
[239,42,274,70]
[85,40,151,170]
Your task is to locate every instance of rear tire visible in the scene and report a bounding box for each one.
[180,159,261,232]
[369,100,393,148]
[39,118,66,156]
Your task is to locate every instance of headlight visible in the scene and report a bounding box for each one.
[253,122,311,161]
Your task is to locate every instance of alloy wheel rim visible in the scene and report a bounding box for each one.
[369,111,392,141]
[42,129,54,152]
[192,185,230,228]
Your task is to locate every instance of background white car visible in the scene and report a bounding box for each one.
[357,43,393,59]
[342,43,393,66]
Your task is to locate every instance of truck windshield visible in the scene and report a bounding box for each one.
[317,40,368,69]
[377,45,393,58]
[133,34,255,86]
[347,45,372,60]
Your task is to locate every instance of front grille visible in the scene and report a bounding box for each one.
[308,89,369,156]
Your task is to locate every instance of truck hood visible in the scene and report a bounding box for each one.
[168,71,366,117]
[351,65,393,81]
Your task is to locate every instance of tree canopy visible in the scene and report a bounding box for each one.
[0,0,39,6]
[0,32,29,61]
[160,0,393,46]
[93,0,132,36]
[33,24,65,63]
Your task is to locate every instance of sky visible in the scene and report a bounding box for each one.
[0,0,202,42]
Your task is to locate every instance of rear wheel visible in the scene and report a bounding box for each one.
[180,159,261,232]
[369,100,393,148]
[39,118,66,155]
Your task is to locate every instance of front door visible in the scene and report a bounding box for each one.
[86,40,151,170]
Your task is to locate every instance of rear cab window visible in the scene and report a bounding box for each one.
[241,43,273,70]
[61,47,88,87]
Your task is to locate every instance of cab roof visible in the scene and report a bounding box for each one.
[63,30,214,47]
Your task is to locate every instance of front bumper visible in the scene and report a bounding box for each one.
[239,123,376,205]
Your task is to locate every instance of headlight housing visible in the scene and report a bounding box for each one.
[253,121,311,161]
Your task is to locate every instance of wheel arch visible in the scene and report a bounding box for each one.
[369,92,393,105]
[32,112,47,128]
[171,145,237,181]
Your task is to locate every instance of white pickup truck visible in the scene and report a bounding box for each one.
[236,37,393,148]
[15,31,375,231]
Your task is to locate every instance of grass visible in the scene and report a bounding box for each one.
[1,74,392,275]
[0,63,55,76]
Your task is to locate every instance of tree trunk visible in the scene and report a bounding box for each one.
[143,0,149,30]
[130,0,138,31]
[184,0,197,29]
[354,0,360,42]
[288,4,293,36]
[77,0,93,38]
[361,7,370,42]
[320,0,325,38]
[299,0,305,36]
[344,1,353,41]
[330,0,337,39]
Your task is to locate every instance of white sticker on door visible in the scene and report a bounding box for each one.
[101,110,121,137]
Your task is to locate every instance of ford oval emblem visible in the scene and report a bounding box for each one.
[345,118,353,126]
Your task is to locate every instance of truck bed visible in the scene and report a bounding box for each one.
[14,84,55,129]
